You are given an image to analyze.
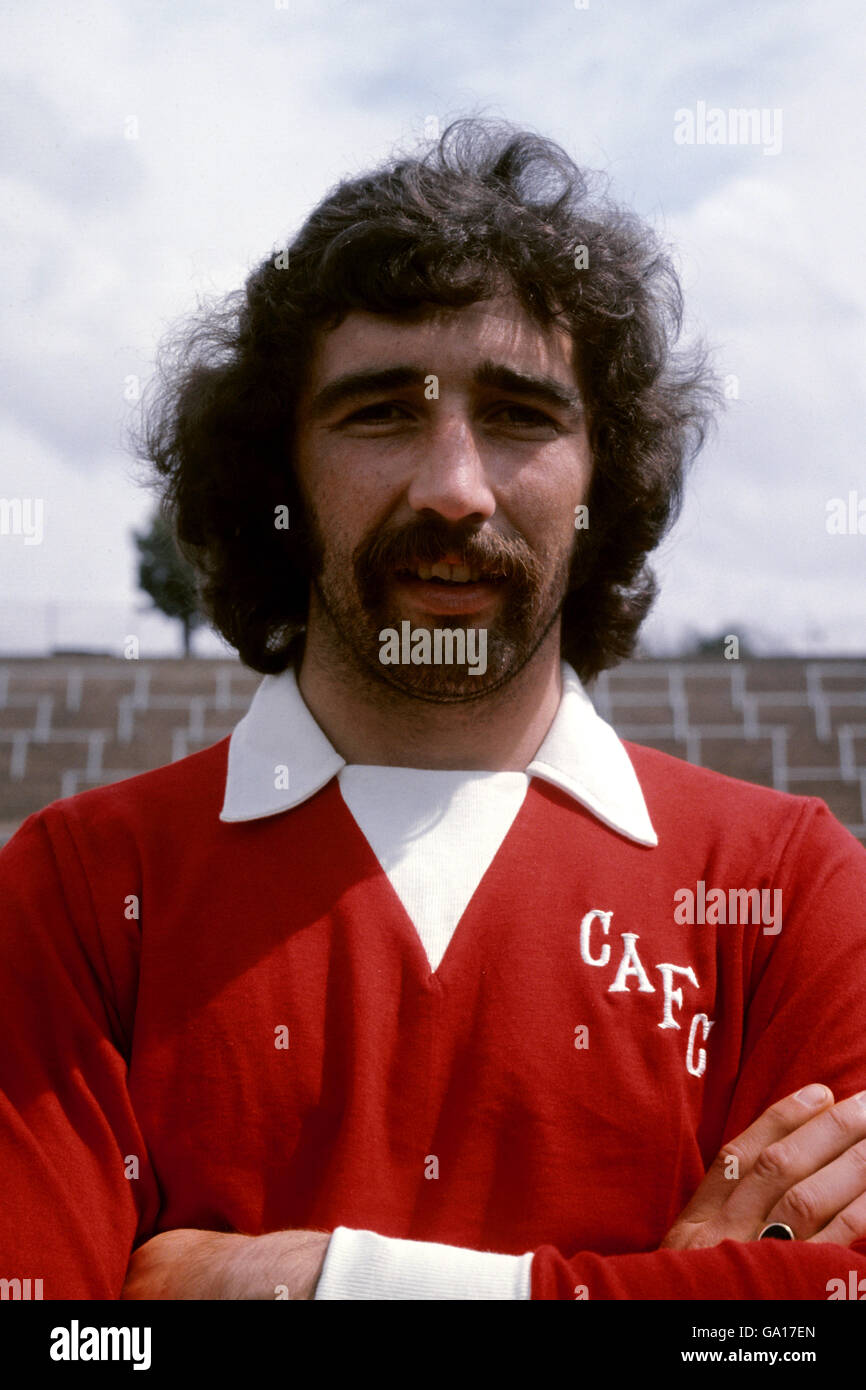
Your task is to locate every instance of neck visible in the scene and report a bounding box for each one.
[297,615,564,771]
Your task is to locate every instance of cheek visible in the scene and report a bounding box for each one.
[312,486,398,576]
[501,453,589,548]
[302,439,399,522]
[296,450,370,556]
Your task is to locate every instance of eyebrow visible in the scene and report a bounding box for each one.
[307,359,584,420]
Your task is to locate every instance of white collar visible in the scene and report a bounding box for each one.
[220,660,658,847]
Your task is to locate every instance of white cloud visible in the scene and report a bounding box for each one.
[1,0,863,654]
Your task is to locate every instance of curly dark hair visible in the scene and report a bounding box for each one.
[134,117,720,683]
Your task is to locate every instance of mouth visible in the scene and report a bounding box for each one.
[390,557,506,617]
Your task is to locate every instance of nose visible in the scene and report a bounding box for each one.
[406,414,496,523]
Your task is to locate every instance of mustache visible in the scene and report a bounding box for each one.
[354,518,542,586]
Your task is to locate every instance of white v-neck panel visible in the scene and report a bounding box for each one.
[337,766,529,973]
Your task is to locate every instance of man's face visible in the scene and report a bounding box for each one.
[294,291,593,701]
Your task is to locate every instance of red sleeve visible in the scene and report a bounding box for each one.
[0,806,160,1299]
[532,800,866,1299]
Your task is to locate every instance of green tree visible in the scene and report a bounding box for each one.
[134,511,202,657]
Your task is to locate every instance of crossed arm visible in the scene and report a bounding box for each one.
[121,1081,866,1300]
[121,1228,331,1300]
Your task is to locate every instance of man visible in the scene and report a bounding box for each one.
[2,119,866,1302]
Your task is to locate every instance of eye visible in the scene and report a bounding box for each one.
[488,404,562,431]
[344,401,412,423]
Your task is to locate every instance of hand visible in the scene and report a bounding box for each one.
[121,1227,331,1300]
[661,1083,866,1250]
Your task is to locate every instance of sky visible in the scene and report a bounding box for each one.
[1,0,864,657]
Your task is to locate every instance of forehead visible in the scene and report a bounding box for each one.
[303,292,578,387]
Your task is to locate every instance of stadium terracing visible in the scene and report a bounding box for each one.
[1,655,865,848]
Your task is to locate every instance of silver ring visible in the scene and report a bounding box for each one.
[758,1222,797,1240]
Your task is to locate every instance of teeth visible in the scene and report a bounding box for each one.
[412,561,487,583]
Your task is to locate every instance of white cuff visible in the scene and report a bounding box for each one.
[314,1226,534,1300]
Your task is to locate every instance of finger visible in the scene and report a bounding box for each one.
[808,1187,866,1248]
[677,1083,835,1224]
[764,1133,866,1239]
[721,1090,866,1237]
